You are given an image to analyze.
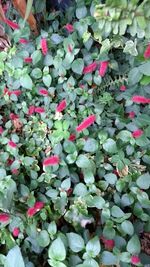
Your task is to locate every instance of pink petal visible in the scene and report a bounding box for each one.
[132,129,144,138]
[99,61,109,77]
[144,44,150,59]
[24,57,32,63]
[5,19,19,30]
[19,38,29,44]
[56,99,67,113]
[34,201,44,211]
[131,255,140,264]
[43,155,60,166]
[8,140,17,148]
[120,85,126,91]
[41,38,48,56]
[0,213,10,223]
[34,107,45,114]
[39,88,48,96]
[83,62,97,74]
[12,227,20,237]
[64,24,74,33]
[132,95,150,104]
[76,115,96,132]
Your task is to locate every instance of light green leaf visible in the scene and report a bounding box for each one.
[103,139,117,154]
[127,235,141,254]
[43,75,52,87]
[136,173,150,189]
[37,230,50,248]
[101,251,117,265]
[48,238,66,261]
[76,155,91,168]
[67,233,85,252]
[5,246,25,267]
[72,59,84,75]
[86,237,101,257]
[20,74,33,89]
[121,220,134,235]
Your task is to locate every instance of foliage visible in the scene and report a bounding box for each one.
[0,0,150,266]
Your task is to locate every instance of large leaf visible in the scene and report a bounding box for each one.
[67,233,85,252]
[127,235,141,254]
[5,246,25,267]
[48,238,66,261]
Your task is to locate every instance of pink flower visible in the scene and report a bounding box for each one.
[39,88,48,96]
[144,44,150,59]
[11,169,19,175]
[28,106,35,115]
[34,201,44,211]
[64,24,74,33]
[24,57,32,63]
[27,207,37,217]
[19,38,29,44]
[68,133,76,141]
[0,213,10,223]
[56,99,67,113]
[128,111,135,119]
[4,87,11,96]
[41,38,48,56]
[132,129,144,138]
[131,255,140,264]
[8,140,17,148]
[12,227,20,237]
[76,115,96,132]
[83,62,97,74]
[101,236,115,250]
[120,85,126,91]
[132,95,150,104]
[43,155,60,166]
[99,61,109,77]
[5,19,19,30]
[11,90,22,96]
[10,113,19,120]
[0,126,4,134]
[34,107,45,114]
[68,44,73,53]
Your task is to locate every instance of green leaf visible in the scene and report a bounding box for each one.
[23,157,34,166]
[76,6,87,19]
[32,50,42,65]
[31,68,42,79]
[63,140,76,154]
[103,139,117,154]
[48,221,57,236]
[48,238,66,261]
[121,220,134,235]
[37,230,50,247]
[117,130,132,143]
[86,195,105,209]
[83,168,95,184]
[5,246,25,267]
[128,67,143,85]
[0,168,6,179]
[43,75,52,87]
[72,59,84,75]
[86,237,101,257]
[111,205,124,217]
[20,74,33,89]
[104,173,117,185]
[67,233,85,252]
[73,183,88,196]
[136,173,150,189]
[127,235,141,254]
[139,62,150,76]
[83,138,98,153]
[101,251,117,265]
[76,155,91,168]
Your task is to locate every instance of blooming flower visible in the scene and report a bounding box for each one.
[101,236,115,250]
[0,126,4,134]
[11,169,19,175]
[132,129,144,138]
[132,95,150,104]
[99,61,109,77]
[120,85,126,91]
[43,155,60,166]
[56,99,67,113]
[144,44,150,59]
[27,201,44,217]
[39,88,48,96]
[131,255,140,264]
[0,213,10,223]
[68,133,76,141]
[19,38,29,44]
[64,23,74,33]
[34,107,45,114]
[10,113,19,120]
[41,38,48,56]
[5,19,19,30]
[8,140,17,148]
[11,90,22,96]
[24,57,32,63]
[76,114,96,132]
[34,201,44,211]
[27,207,37,217]
[28,106,35,115]
[128,111,135,119]
[83,62,97,74]
[12,227,20,237]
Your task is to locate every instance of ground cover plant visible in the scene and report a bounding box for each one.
[0,0,150,266]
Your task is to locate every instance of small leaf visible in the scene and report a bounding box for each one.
[76,155,91,168]
[48,238,66,261]
[20,74,33,89]
[5,246,25,267]
[121,220,134,235]
[127,235,141,254]
[86,237,101,257]
[101,251,117,265]
[103,139,117,154]
[72,59,84,75]
[67,233,85,252]
[37,230,50,247]
[136,173,150,189]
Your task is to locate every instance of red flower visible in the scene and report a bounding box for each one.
[128,111,135,119]
[76,115,96,132]
[120,85,126,91]
[43,155,60,166]
[11,169,19,175]
[132,95,150,104]
[39,88,48,96]
[113,169,119,176]
[144,44,150,59]
[12,227,20,237]
[7,158,14,166]
[41,38,48,56]
[99,61,109,77]
[0,213,10,223]
[34,201,44,211]
[56,99,67,113]
[27,207,37,217]
[83,62,97,74]
[11,90,22,96]
[68,133,76,141]
[8,140,17,148]
[28,106,35,115]
[0,126,4,134]
[19,38,29,44]
[131,255,140,264]
[10,113,19,120]
[132,129,144,138]
[68,44,73,53]
[64,24,74,33]
[101,236,115,250]
[34,107,45,114]
[5,19,19,30]
[24,57,32,63]
[4,87,11,96]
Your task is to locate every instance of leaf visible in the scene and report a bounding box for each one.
[127,235,141,254]
[37,230,50,248]
[83,169,95,184]
[86,237,101,257]
[48,238,66,261]
[5,246,25,267]
[76,6,87,19]
[32,50,42,65]
[83,138,98,153]
[73,183,88,196]
[111,205,124,217]
[104,173,117,185]
[139,62,150,76]
[67,233,85,252]
[48,221,57,236]
[0,168,6,179]
[103,139,117,154]
[128,67,143,85]
[76,155,91,168]
[72,59,84,75]
[121,220,134,235]
[101,251,117,265]
[117,130,132,143]
[63,140,76,154]
[136,173,150,189]
[43,75,52,87]
[20,74,33,89]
